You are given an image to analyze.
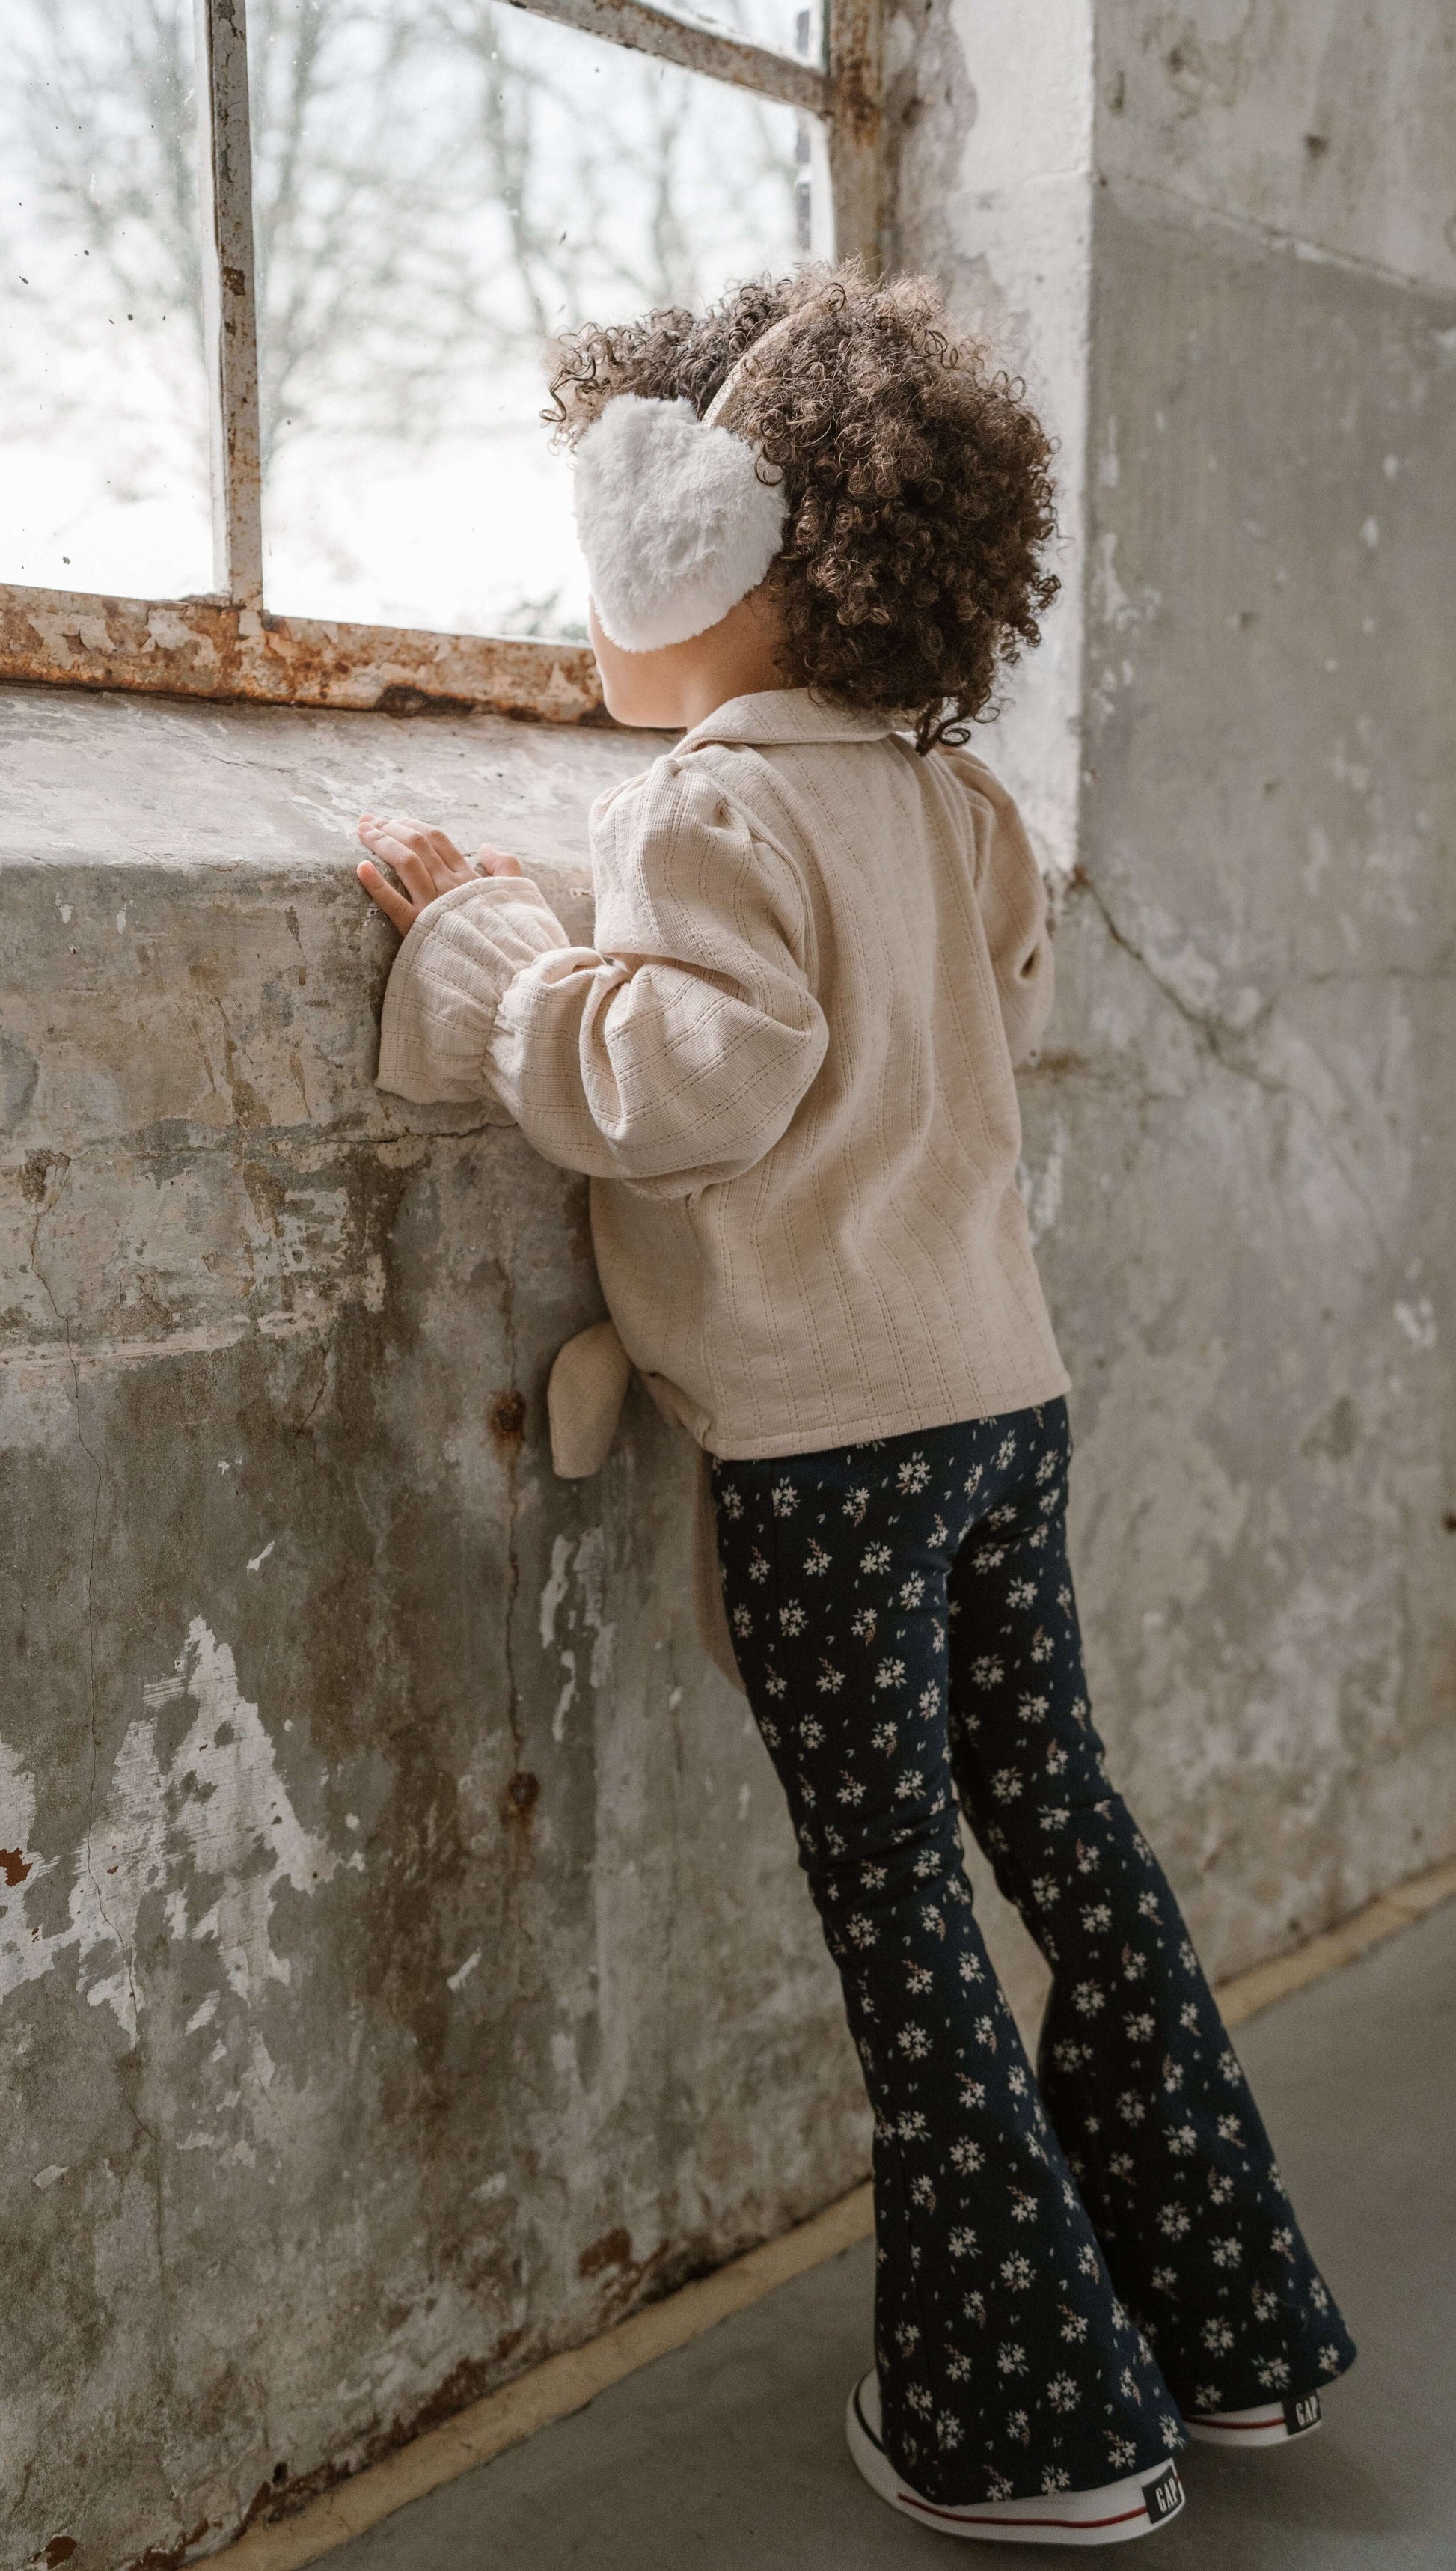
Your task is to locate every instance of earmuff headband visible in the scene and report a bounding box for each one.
[700,311,801,429]
[573,314,798,655]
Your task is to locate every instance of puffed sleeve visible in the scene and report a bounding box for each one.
[376,873,576,1104]
[376,750,828,1196]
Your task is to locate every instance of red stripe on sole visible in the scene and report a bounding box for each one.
[1187,2414,1285,2433]
[896,2493,1154,2531]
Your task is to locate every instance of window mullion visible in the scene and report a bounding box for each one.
[827,0,883,266]
[194,0,265,610]
[504,0,829,114]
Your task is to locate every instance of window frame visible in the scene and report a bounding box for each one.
[0,0,882,724]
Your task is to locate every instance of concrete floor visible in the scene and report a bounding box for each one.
[334,1901,1456,2569]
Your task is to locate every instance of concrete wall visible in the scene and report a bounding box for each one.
[0,691,869,2571]
[1059,165,1456,1957]
[888,0,1456,2002]
[3,7,1454,2562]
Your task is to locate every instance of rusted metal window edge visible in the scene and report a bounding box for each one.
[509,0,832,114]
[825,0,884,269]
[0,589,605,726]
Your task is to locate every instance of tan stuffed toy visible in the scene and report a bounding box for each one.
[547,1321,744,1695]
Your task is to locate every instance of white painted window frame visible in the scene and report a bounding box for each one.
[0,0,882,724]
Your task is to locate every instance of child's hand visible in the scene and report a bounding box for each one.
[356,813,524,936]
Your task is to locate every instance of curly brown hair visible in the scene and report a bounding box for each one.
[545,263,1058,753]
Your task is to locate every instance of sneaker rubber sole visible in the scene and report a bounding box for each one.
[1184,2390,1322,2449]
[845,2373,1185,2546]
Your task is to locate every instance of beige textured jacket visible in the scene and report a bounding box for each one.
[377,690,1068,1664]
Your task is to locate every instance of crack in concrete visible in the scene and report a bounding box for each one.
[1074,870,1455,1052]
[293,1341,331,1432]
[26,1159,109,1939]
[1070,870,1435,1262]
[1285,960,1456,991]
[26,1158,177,2419]
[1,1117,509,1171]
[498,1261,524,1778]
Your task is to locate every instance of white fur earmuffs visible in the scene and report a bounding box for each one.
[572,324,794,653]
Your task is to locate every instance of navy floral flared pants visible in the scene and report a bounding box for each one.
[712,1401,1355,2506]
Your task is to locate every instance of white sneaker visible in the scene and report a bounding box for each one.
[846,2371,1185,2546]
[1184,2390,1322,2448]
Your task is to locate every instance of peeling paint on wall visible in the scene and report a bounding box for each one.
[541,1522,618,1736]
[0,1620,346,2042]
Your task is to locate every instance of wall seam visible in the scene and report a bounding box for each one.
[1096,169,1456,299]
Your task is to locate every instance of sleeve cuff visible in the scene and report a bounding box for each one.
[376,873,572,1104]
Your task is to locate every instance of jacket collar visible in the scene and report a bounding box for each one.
[676,688,897,751]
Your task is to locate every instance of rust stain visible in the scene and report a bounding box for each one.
[375,685,478,719]
[825,0,883,259]
[238,2328,527,2535]
[502,1770,539,1827]
[119,2525,208,2571]
[489,1389,527,1449]
[0,1848,32,1886]
[578,2225,634,2278]
[575,2230,679,2320]
[44,2542,78,2567]
[406,2329,527,2440]
[0,590,604,727]
[828,0,880,129]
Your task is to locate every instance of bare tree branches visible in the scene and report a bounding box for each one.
[0,0,807,620]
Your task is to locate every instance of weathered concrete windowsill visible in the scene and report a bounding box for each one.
[0,686,630,1364]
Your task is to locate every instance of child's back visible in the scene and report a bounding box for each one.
[382,690,1066,1455]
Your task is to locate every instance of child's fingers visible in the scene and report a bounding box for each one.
[358,825,437,906]
[474,845,524,878]
[356,860,417,937]
[362,813,469,897]
[370,811,454,857]
[358,815,419,866]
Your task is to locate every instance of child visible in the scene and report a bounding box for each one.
[357,265,1354,2545]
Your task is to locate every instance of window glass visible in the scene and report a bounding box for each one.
[248,0,822,641]
[649,0,824,68]
[0,1,213,599]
